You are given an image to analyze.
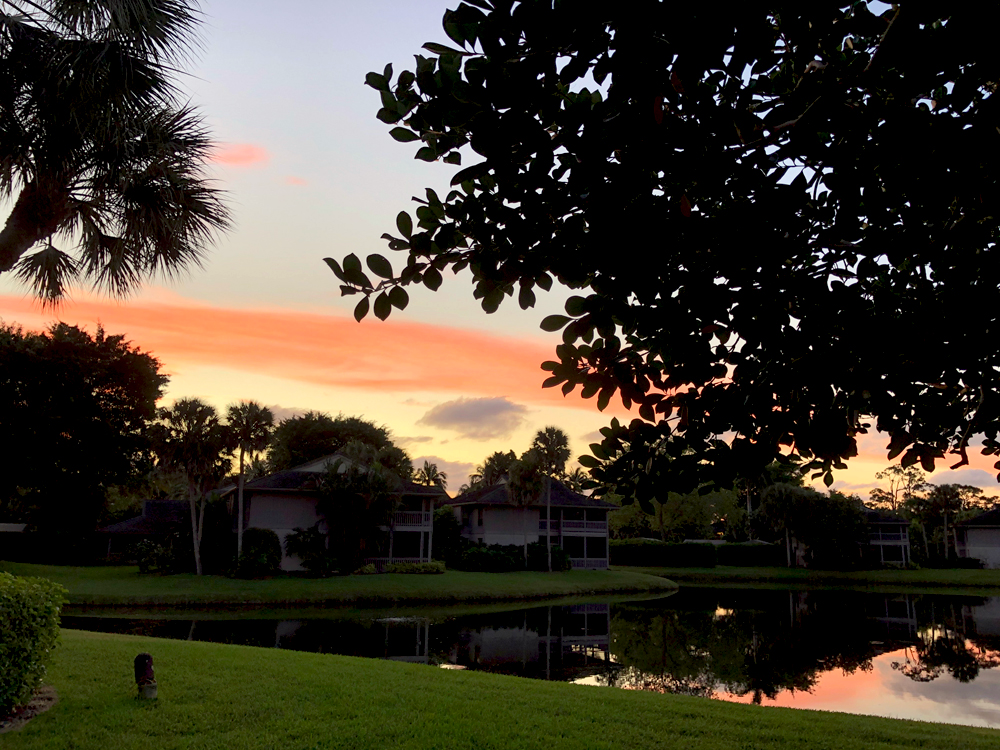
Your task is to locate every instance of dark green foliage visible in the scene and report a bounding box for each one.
[716,542,785,568]
[0,323,167,538]
[432,505,464,564]
[232,528,282,579]
[267,412,410,478]
[451,541,571,572]
[759,485,868,569]
[610,539,718,568]
[383,561,446,574]
[135,540,169,574]
[0,573,67,715]
[284,523,338,576]
[340,2,1000,502]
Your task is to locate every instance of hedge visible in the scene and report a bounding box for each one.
[609,539,718,567]
[451,542,572,573]
[383,561,446,574]
[0,573,67,716]
[716,542,786,567]
[232,528,283,578]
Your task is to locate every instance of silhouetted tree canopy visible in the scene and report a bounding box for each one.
[267,411,411,478]
[0,322,167,531]
[334,1,1000,503]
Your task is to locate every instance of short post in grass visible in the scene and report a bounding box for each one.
[134,653,157,699]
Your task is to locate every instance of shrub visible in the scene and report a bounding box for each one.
[284,523,338,575]
[352,563,377,575]
[135,539,169,574]
[383,561,446,574]
[716,542,785,567]
[450,541,573,572]
[0,573,67,716]
[232,527,282,578]
[609,539,718,568]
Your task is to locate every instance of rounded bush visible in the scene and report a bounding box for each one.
[233,527,282,578]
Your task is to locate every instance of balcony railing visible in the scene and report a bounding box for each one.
[870,531,906,543]
[393,511,432,527]
[540,520,607,532]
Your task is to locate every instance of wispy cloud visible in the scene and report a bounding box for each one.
[0,293,627,414]
[284,175,308,186]
[417,397,528,440]
[209,143,270,167]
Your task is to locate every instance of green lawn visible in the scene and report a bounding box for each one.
[4,630,998,749]
[0,561,675,606]
[622,565,1000,594]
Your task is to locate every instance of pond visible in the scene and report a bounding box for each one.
[63,587,1000,728]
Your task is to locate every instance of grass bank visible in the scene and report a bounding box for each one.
[5,630,998,749]
[0,561,675,607]
[622,565,1000,594]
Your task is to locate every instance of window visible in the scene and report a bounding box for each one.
[477,509,484,527]
[564,536,585,558]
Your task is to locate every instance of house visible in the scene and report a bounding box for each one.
[98,499,189,558]
[449,478,615,569]
[863,508,911,566]
[240,454,446,571]
[956,507,1000,569]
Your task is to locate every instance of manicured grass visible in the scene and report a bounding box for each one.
[621,565,1000,594]
[0,561,675,606]
[5,630,999,749]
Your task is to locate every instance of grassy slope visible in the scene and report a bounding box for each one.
[622,565,1000,594]
[0,562,675,606]
[4,630,998,750]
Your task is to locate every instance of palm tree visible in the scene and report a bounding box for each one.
[0,1,229,301]
[530,427,570,572]
[414,460,447,490]
[227,401,275,560]
[152,398,232,575]
[508,451,545,567]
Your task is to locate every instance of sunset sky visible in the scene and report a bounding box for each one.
[1,0,996,496]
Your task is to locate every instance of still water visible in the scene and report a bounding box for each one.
[64,588,1000,728]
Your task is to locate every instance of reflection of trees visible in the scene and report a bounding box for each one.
[607,591,879,703]
[891,600,1000,683]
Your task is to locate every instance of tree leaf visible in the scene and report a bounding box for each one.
[323,257,344,280]
[343,253,362,274]
[423,42,467,56]
[389,286,409,310]
[389,127,420,143]
[540,315,570,332]
[353,297,370,322]
[415,146,437,162]
[374,292,392,320]
[423,267,443,291]
[367,254,393,279]
[396,212,413,239]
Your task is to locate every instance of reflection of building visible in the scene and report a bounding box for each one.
[956,508,1000,569]
[448,604,611,681]
[864,509,911,566]
[240,454,445,571]
[450,478,615,569]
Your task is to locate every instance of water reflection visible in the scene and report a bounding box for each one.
[62,588,1000,727]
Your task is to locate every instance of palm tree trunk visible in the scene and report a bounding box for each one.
[0,178,73,273]
[188,490,202,576]
[237,447,246,559]
[523,512,528,568]
[546,476,552,573]
[785,527,792,568]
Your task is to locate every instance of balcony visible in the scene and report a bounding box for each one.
[393,511,432,528]
[570,558,609,569]
[870,531,907,543]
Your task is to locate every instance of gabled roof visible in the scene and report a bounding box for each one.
[243,454,447,498]
[863,508,907,524]
[959,507,1000,528]
[99,500,188,536]
[450,478,617,509]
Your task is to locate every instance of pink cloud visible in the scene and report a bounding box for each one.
[0,293,632,417]
[209,143,270,167]
[284,176,308,186]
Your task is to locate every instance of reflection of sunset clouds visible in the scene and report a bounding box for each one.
[716,650,1000,729]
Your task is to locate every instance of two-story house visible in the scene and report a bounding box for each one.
[449,477,615,569]
[240,453,445,571]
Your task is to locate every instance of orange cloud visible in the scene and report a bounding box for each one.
[0,293,630,416]
[284,175,308,186]
[209,143,270,167]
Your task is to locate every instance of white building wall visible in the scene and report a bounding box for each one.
[484,507,540,547]
[964,528,1000,569]
[247,494,320,571]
